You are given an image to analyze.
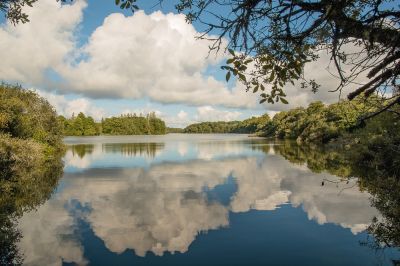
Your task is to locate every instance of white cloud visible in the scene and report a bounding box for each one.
[0,1,260,109]
[0,0,371,113]
[56,10,261,108]
[0,0,86,85]
[177,110,188,120]
[195,106,241,122]
[37,90,106,120]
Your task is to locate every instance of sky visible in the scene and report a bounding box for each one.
[0,0,351,127]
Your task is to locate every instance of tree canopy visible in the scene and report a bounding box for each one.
[173,0,400,117]
[58,112,101,136]
[102,112,166,135]
[59,112,167,136]
[183,114,270,133]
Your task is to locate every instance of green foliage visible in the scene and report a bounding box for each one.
[264,98,379,143]
[175,0,400,114]
[1,0,38,24]
[0,83,65,211]
[166,127,184,133]
[0,84,65,265]
[341,108,400,178]
[102,112,166,135]
[183,114,270,134]
[115,0,139,12]
[0,134,64,214]
[0,83,64,149]
[60,112,167,136]
[59,112,101,136]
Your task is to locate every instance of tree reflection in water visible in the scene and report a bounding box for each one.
[269,140,400,262]
[2,138,400,265]
[102,142,165,158]
[0,152,64,265]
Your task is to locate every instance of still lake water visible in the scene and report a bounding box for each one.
[16,134,399,265]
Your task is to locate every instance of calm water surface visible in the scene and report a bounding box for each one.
[17,134,400,265]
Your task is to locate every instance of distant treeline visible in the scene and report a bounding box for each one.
[183,97,399,145]
[183,114,270,134]
[58,112,166,136]
[166,127,184,133]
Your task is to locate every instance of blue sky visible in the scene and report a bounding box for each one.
[0,0,346,127]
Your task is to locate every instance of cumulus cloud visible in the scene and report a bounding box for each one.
[0,0,355,111]
[177,110,188,120]
[162,110,193,128]
[195,106,242,122]
[37,90,106,120]
[0,0,379,118]
[0,0,86,85]
[57,10,261,108]
[0,0,259,108]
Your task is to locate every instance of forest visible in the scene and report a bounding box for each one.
[183,114,270,134]
[59,112,166,136]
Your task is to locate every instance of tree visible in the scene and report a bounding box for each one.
[175,0,400,119]
[1,0,36,24]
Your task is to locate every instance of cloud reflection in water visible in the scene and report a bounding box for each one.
[18,137,378,265]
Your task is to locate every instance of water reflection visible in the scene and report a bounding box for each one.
[7,135,400,265]
[70,144,95,158]
[273,141,400,248]
[102,143,165,158]
[0,150,64,265]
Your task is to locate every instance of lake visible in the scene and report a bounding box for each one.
[12,134,400,265]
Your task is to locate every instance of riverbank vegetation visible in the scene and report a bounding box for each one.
[0,84,65,265]
[0,84,64,178]
[183,96,399,179]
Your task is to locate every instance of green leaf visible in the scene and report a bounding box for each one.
[280,98,288,104]
[116,0,120,5]
[260,99,267,104]
[253,85,259,93]
[226,58,234,64]
[269,71,275,82]
[228,49,235,56]
[226,71,231,82]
